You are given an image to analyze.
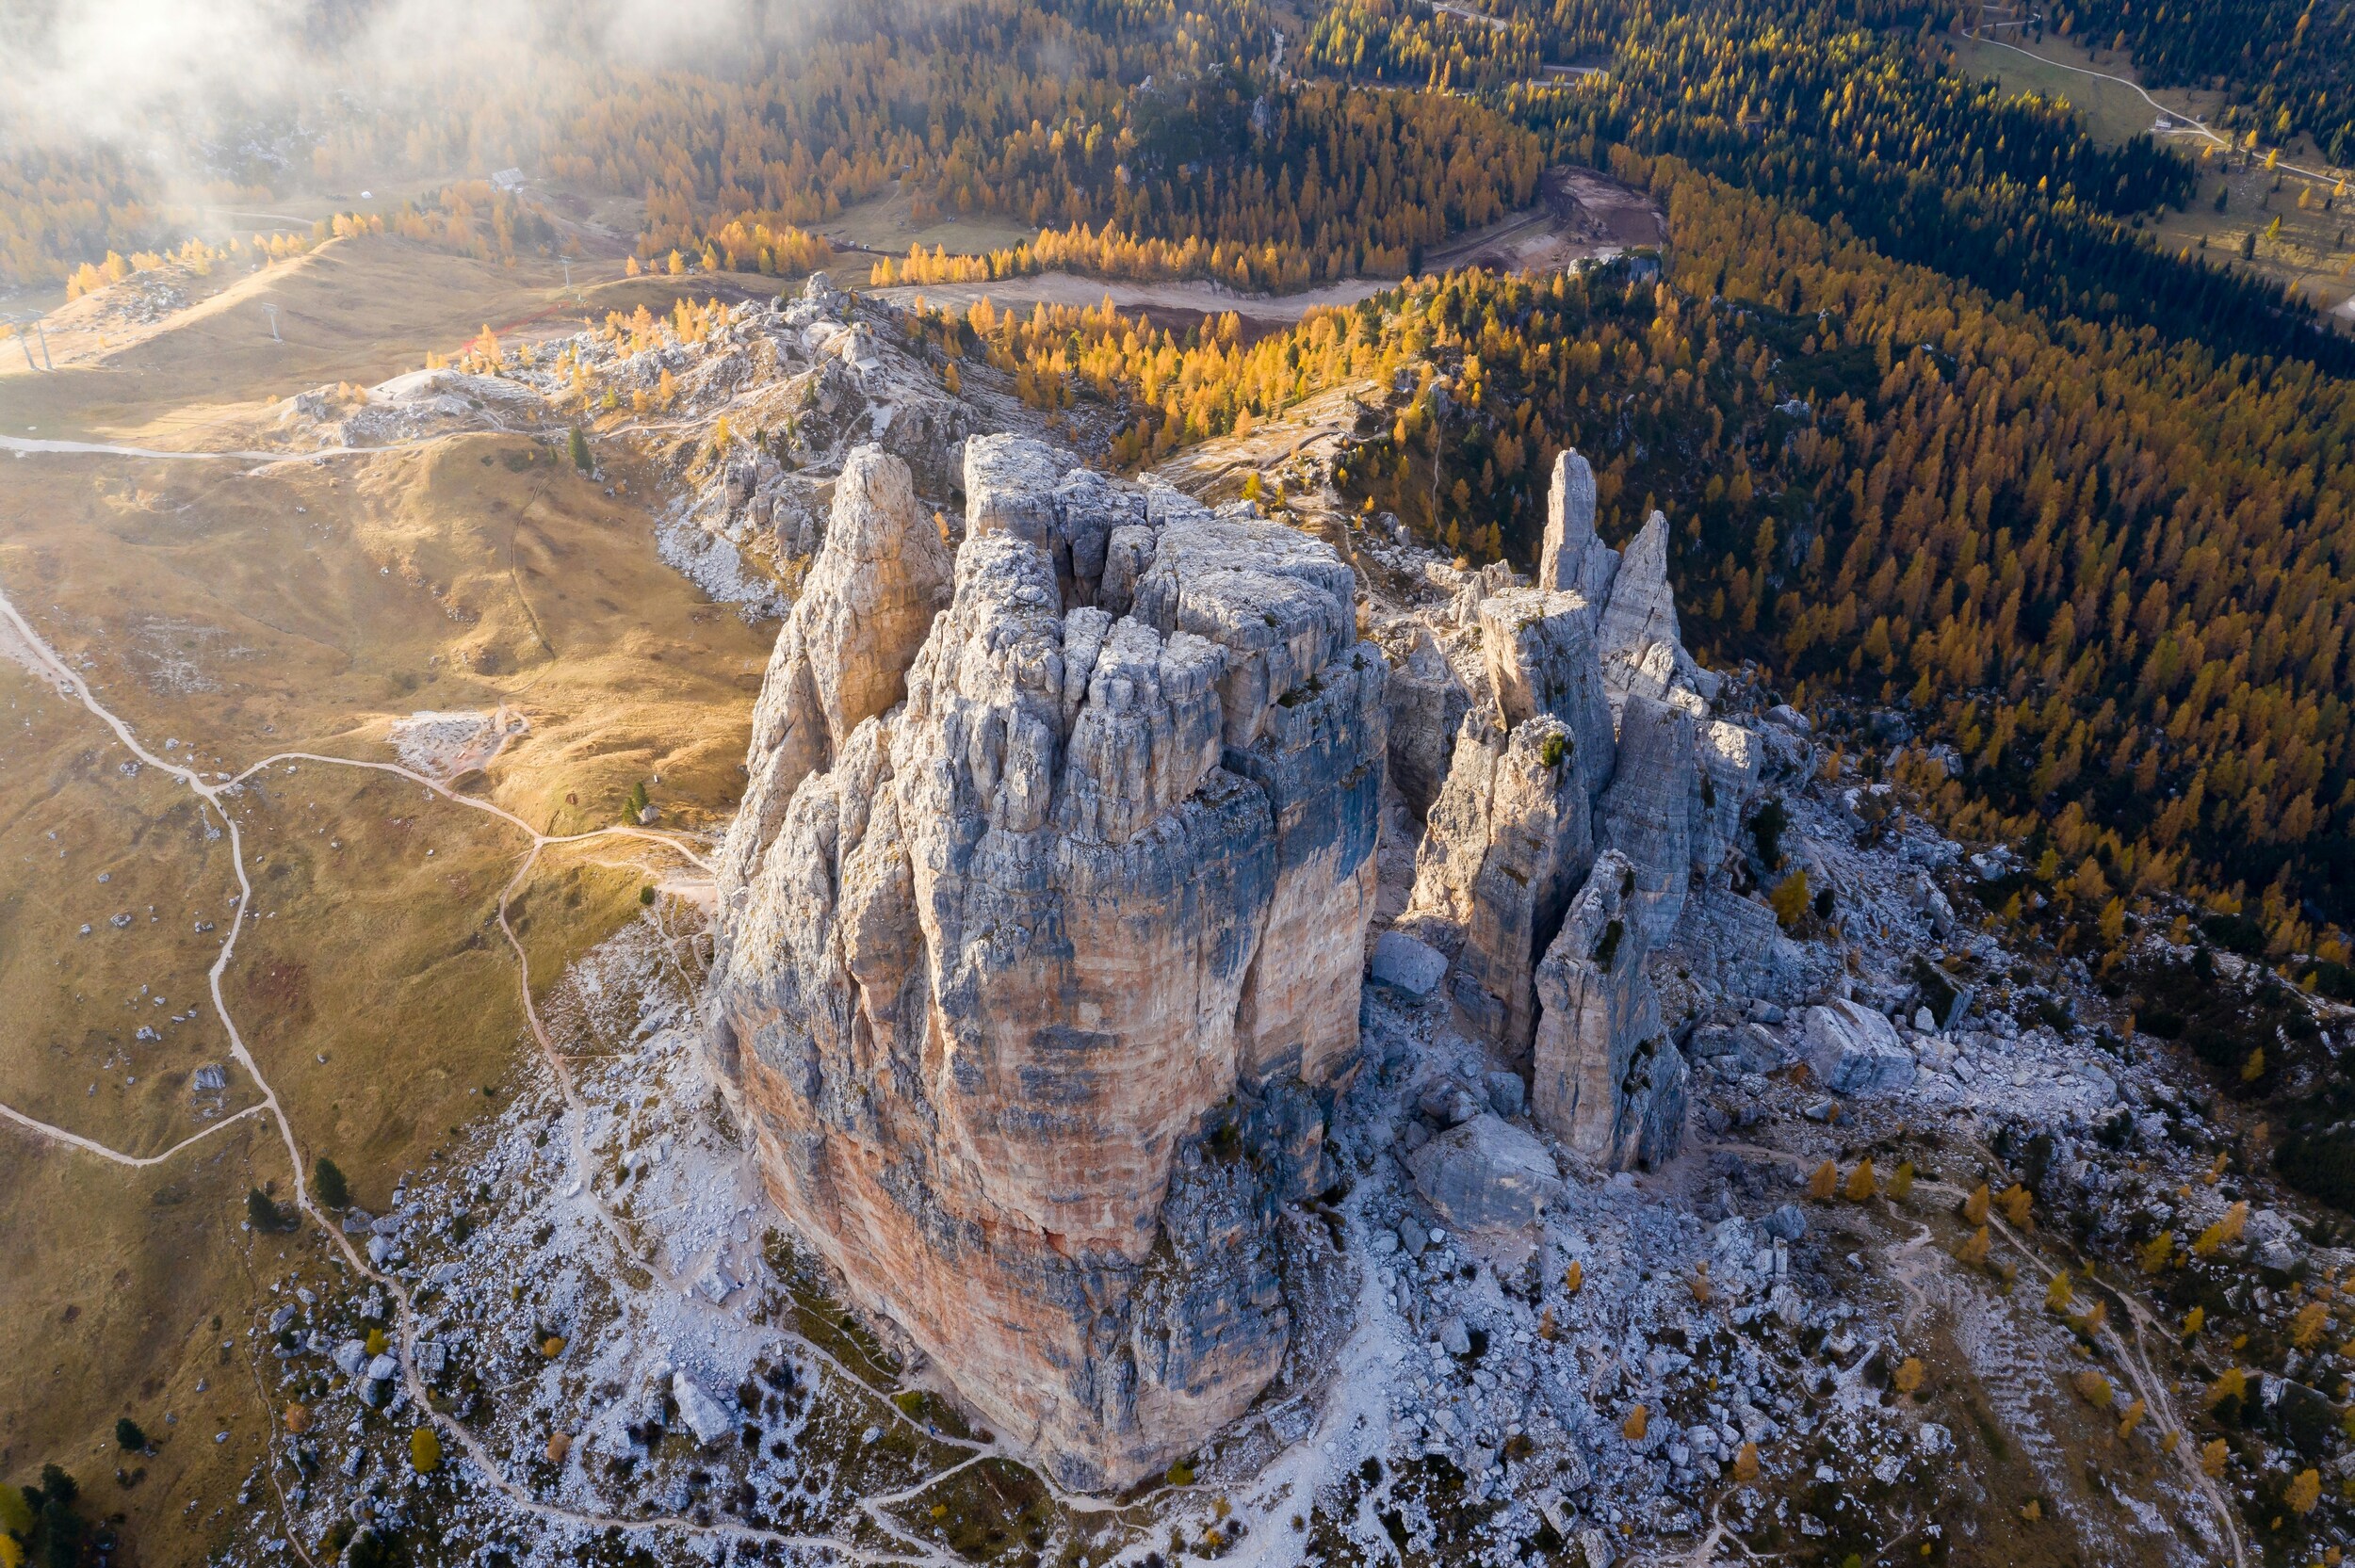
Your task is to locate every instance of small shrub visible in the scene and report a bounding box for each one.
[2193,1202,2249,1257]
[2291,1299,2329,1349]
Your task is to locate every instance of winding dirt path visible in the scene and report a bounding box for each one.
[1976,35,2348,187]
[0,581,974,1567]
[1703,1137,2246,1568]
[0,1100,267,1166]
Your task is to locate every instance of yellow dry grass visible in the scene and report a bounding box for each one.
[0,233,767,1554]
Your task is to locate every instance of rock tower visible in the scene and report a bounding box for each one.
[706,437,1386,1489]
[1399,449,1761,1170]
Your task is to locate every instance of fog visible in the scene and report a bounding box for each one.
[0,0,783,150]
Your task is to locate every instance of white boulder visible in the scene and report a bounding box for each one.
[1371,931,1449,996]
[1803,1000,1917,1095]
[672,1372,737,1447]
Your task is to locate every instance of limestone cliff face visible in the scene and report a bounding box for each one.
[716,447,954,897]
[1404,711,1593,1064]
[1382,625,1470,820]
[707,439,1385,1489]
[1596,693,1698,949]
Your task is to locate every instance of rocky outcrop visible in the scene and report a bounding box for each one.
[1594,510,1710,715]
[1475,588,1616,784]
[1529,849,1687,1171]
[1537,449,1618,606]
[717,447,954,896]
[707,439,1384,1489]
[1399,480,1762,1169]
[1404,711,1594,1063]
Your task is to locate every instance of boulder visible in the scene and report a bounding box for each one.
[1371,931,1449,996]
[673,1373,738,1447]
[1408,1114,1566,1253]
[1417,1079,1486,1128]
[1802,1000,1917,1095]
[1758,1204,1808,1242]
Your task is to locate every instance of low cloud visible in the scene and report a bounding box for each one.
[0,0,788,152]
